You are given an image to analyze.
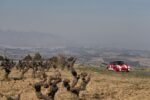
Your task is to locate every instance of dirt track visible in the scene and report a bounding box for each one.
[0,67,150,100]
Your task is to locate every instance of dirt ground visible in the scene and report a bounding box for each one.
[0,67,150,100]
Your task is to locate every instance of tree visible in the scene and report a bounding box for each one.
[33,52,42,60]
[0,55,4,60]
[23,54,32,61]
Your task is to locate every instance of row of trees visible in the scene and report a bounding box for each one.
[23,53,42,61]
[0,52,42,61]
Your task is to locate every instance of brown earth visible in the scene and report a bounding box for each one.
[0,66,150,100]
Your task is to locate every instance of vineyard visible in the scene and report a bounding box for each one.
[0,62,150,100]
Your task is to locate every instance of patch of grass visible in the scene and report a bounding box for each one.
[125,70,150,78]
[94,79,101,83]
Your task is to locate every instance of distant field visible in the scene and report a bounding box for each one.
[77,64,150,78]
[0,65,150,100]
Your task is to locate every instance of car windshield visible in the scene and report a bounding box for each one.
[110,61,125,65]
[115,61,124,65]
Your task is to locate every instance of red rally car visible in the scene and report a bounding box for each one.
[107,61,130,72]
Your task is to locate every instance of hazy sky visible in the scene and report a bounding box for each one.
[0,0,150,49]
